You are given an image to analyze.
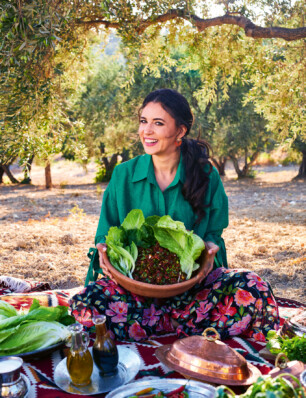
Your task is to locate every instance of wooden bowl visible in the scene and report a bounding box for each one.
[104,253,208,298]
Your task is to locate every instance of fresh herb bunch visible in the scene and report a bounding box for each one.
[266,330,306,362]
[216,374,305,398]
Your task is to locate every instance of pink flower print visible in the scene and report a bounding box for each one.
[234,289,256,307]
[179,301,196,320]
[253,331,266,342]
[246,273,268,292]
[72,306,96,328]
[105,301,128,323]
[128,321,147,341]
[205,268,223,285]
[142,304,163,327]
[196,289,211,301]
[195,301,213,323]
[211,296,237,324]
[97,279,117,296]
[156,314,174,332]
[213,282,221,290]
[228,314,252,335]
[255,298,263,311]
[186,318,195,328]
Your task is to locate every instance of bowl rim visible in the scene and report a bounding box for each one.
[105,253,207,291]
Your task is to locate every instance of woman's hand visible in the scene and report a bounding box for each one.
[198,241,219,284]
[96,243,117,283]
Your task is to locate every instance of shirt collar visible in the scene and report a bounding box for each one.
[132,154,152,183]
[132,153,185,185]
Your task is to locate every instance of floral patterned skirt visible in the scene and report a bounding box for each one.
[70,268,280,342]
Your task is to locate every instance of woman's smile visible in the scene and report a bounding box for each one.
[144,137,158,146]
[139,102,185,157]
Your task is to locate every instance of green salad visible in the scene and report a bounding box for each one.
[266,330,306,363]
[105,209,205,280]
[0,299,74,355]
[216,374,305,398]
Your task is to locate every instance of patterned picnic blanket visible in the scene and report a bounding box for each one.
[0,277,305,398]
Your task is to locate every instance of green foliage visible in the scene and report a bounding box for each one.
[0,0,304,181]
[266,330,306,362]
[205,81,271,177]
[0,0,94,169]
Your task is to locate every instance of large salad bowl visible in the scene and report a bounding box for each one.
[105,252,209,298]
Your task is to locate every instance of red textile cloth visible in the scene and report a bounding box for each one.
[0,282,304,398]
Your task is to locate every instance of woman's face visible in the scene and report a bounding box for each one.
[138,102,186,157]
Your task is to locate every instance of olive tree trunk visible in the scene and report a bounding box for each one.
[45,161,52,189]
[2,165,19,183]
[293,150,306,180]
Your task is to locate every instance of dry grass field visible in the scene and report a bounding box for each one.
[0,159,305,303]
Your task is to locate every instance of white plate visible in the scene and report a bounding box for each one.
[105,378,216,398]
[54,346,141,395]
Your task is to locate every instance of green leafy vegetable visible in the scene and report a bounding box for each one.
[105,209,204,280]
[266,330,306,362]
[0,321,70,355]
[216,374,305,398]
[0,299,74,356]
[153,216,204,280]
[0,300,18,318]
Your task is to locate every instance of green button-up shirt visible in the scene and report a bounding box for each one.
[95,154,228,267]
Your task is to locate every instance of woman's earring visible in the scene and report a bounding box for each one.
[175,139,182,147]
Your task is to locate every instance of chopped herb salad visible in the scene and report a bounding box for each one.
[105,209,204,283]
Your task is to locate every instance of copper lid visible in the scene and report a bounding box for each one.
[155,328,262,386]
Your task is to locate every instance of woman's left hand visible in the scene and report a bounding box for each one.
[198,241,219,284]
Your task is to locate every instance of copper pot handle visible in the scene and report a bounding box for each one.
[275,353,289,369]
[202,327,221,341]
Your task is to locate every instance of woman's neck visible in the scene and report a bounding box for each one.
[152,151,180,191]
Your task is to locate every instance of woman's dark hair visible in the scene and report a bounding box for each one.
[141,89,212,225]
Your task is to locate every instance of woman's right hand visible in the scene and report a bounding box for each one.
[96,243,117,283]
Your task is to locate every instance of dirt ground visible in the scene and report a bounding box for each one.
[0,159,305,303]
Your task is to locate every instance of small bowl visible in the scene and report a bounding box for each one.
[0,356,28,397]
[105,253,207,299]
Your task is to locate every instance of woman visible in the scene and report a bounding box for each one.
[71,89,279,342]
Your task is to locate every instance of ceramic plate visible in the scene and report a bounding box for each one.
[54,346,141,395]
[105,378,216,398]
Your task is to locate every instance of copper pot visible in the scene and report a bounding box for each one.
[155,328,262,386]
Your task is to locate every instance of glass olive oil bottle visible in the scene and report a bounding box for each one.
[67,323,93,386]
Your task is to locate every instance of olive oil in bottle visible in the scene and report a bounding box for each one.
[67,323,93,386]
[92,315,119,376]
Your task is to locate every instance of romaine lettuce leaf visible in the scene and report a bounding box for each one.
[0,300,18,318]
[153,215,205,279]
[107,242,136,278]
[121,209,145,231]
[0,302,74,331]
[0,321,70,355]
